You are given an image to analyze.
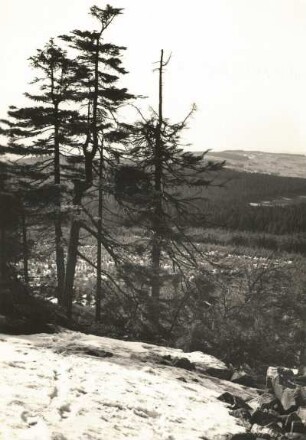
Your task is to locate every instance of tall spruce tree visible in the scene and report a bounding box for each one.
[0,40,77,303]
[60,5,133,320]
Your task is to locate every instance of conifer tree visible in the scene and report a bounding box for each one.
[60,5,133,320]
[0,40,77,303]
[120,50,223,331]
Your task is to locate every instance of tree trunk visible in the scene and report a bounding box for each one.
[53,102,66,304]
[84,152,93,186]
[64,220,80,319]
[21,208,29,286]
[95,149,103,322]
[151,50,164,306]
[54,218,65,304]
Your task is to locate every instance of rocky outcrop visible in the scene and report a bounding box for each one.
[225,366,306,440]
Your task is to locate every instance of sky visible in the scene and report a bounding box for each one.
[1,0,306,155]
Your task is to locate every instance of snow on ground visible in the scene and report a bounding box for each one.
[0,331,258,440]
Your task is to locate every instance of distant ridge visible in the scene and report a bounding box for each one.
[192,149,306,178]
[208,149,306,158]
[3,149,305,178]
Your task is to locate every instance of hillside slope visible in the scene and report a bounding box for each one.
[0,331,258,440]
[205,150,306,178]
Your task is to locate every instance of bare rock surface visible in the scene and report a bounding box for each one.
[0,330,258,440]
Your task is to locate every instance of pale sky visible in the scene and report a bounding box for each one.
[1,0,306,154]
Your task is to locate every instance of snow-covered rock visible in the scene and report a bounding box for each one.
[0,331,258,440]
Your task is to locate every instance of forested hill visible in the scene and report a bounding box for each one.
[203,150,306,178]
[194,168,306,234]
[4,153,306,235]
[202,168,306,205]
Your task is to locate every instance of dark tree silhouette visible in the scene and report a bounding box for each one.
[120,50,224,329]
[0,40,77,304]
[60,5,134,320]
